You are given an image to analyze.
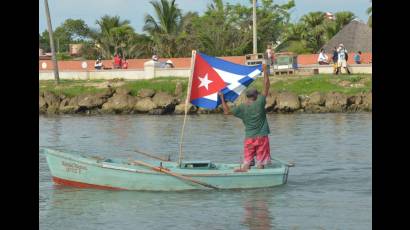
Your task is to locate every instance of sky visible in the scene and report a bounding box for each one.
[39,0,371,34]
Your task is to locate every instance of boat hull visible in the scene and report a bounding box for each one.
[44,148,289,191]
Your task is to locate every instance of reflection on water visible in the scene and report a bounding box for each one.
[242,192,273,230]
[40,113,371,230]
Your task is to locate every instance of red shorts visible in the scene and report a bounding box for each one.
[243,136,271,166]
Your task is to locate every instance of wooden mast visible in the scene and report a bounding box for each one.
[177,50,196,167]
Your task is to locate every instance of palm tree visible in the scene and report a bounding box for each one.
[367,0,372,27]
[325,11,355,40]
[143,0,182,57]
[300,12,327,52]
[90,15,134,59]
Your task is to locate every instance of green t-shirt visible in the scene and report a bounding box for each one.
[231,95,270,138]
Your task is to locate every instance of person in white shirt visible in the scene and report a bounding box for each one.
[94,58,103,70]
[336,44,351,74]
[317,49,329,65]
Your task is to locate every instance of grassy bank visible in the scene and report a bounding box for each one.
[39,74,371,97]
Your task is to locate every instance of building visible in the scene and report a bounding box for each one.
[322,19,372,52]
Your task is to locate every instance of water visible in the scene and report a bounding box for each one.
[39,113,372,230]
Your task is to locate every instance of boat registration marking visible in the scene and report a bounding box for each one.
[62,161,88,174]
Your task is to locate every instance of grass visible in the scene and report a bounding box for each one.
[122,77,188,96]
[39,74,371,98]
[251,74,371,95]
[39,79,107,97]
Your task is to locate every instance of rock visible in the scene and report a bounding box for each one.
[350,83,365,88]
[265,91,279,112]
[276,92,300,112]
[114,88,131,96]
[59,97,80,114]
[338,80,351,87]
[362,92,372,111]
[152,92,178,112]
[148,108,166,115]
[43,91,61,114]
[134,98,156,112]
[39,95,47,113]
[233,93,247,107]
[102,94,138,113]
[77,93,109,110]
[325,92,348,112]
[307,92,325,106]
[174,103,197,115]
[138,89,156,98]
[175,82,183,97]
[43,91,61,108]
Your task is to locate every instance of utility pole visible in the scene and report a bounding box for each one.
[44,0,60,84]
[252,0,257,54]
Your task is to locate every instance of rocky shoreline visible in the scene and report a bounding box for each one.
[39,85,372,115]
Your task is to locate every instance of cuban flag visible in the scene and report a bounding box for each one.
[190,52,262,109]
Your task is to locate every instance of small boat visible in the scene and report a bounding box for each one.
[43,148,293,191]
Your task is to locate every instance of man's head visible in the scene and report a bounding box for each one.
[246,88,259,101]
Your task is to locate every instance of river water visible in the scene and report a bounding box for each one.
[39,113,372,230]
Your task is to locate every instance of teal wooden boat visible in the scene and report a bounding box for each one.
[43,148,293,191]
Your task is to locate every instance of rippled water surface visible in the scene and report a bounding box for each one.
[39,113,372,230]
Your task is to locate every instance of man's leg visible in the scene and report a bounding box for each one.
[242,138,257,170]
[255,136,271,169]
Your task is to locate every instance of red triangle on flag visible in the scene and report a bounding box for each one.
[190,53,226,101]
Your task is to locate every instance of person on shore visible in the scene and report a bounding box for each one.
[354,51,362,64]
[337,44,351,74]
[113,54,121,69]
[318,48,329,65]
[263,45,274,75]
[94,58,103,70]
[332,47,339,74]
[219,64,271,172]
[152,54,159,62]
[165,59,174,68]
[122,58,128,69]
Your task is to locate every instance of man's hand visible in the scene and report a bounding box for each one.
[218,92,230,115]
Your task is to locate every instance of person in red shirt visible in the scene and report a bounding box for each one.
[113,54,121,69]
[122,58,128,69]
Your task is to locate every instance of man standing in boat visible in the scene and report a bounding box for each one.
[218,64,271,171]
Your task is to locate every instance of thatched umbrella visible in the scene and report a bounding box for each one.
[322,19,372,52]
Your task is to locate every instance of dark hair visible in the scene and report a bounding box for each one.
[358,51,362,54]
[246,89,259,100]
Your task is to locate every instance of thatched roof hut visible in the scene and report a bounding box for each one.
[322,19,372,52]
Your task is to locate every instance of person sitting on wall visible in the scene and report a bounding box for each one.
[317,48,329,65]
[354,51,362,64]
[94,58,103,70]
[122,58,128,69]
[152,54,159,62]
[165,59,174,68]
[113,54,121,69]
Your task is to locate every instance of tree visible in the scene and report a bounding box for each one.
[91,15,135,58]
[324,11,355,40]
[300,11,328,52]
[143,0,182,57]
[367,0,372,27]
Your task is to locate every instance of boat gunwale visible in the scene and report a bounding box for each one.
[43,148,287,177]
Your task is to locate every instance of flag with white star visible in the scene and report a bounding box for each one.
[189,52,263,109]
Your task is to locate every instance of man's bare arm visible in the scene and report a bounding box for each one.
[218,92,230,115]
[262,64,270,97]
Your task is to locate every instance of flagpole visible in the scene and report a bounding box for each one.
[178,50,197,167]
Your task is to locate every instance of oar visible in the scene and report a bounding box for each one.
[134,148,171,162]
[131,160,219,190]
[271,156,295,167]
